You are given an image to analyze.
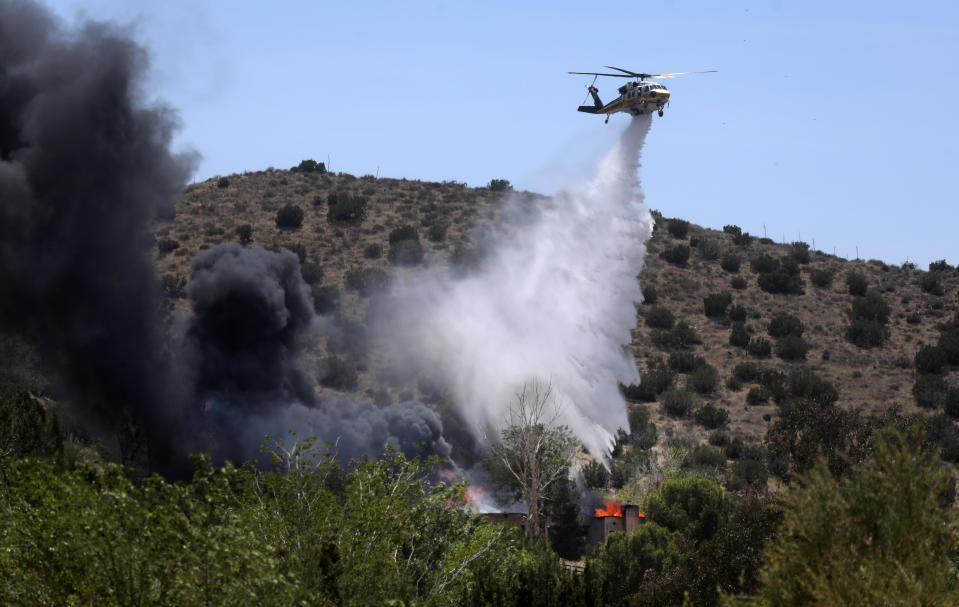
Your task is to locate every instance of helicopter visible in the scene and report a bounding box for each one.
[568,66,716,123]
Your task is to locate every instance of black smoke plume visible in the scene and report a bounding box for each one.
[0,1,450,474]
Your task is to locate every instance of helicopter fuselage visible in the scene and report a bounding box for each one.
[578,80,670,119]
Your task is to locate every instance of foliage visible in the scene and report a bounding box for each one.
[915,345,948,375]
[729,322,751,349]
[628,404,658,450]
[544,475,586,560]
[845,270,868,296]
[746,386,771,407]
[756,258,804,295]
[687,444,727,470]
[732,232,753,247]
[363,243,382,259]
[641,285,658,305]
[787,242,810,265]
[687,364,720,394]
[235,223,253,245]
[344,266,390,296]
[156,238,180,253]
[660,389,696,418]
[595,522,692,607]
[621,361,674,402]
[299,261,323,285]
[723,225,742,237]
[929,259,952,272]
[744,427,959,605]
[694,404,729,429]
[311,284,340,314]
[668,351,704,373]
[775,335,809,361]
[427,223,447,243]
[0,391,64,466]
[767,313,803,338]
[582,460,609,489]
[720,251,742,273]
[920,272,945,295]
[730,276,748,290]
[851,290,891,324]
[845,318,888,348]
[727,304,747,322]
[661,244,690,266]
[487,179,512,192]
[485,381,577,539]
[787,370,837,402]
[733,361,761,382]
[703,291,732,318]
[940,327,959,365]
[294,158,325,173]
[666,218,690,239]
[275,203,304,229]
[388,225,424,266]
[750,254,778,274]
[913,373,950,409]
[808,268,833,288]
[645,306,675,329]
[160,273,186,299]
[217,176,230,188]
[651,321,701,350]
[644,477,730,543]
[696,237,722,261]
[747,337,772,358]
[327,192,367,223]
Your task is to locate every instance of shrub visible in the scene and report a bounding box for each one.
[661,389,696,418]
[318,355,358,390]
[156,238,180,253]
[687,444,727,468]
[914,374,949,409]
[427,223,447,243]
[487,179,512,192]
[809,268,834,288]
[645,306,676,329]
[299,262,323,285]
[696,238,721,261]
[694,404,729,429]
[235,224,253,245]
[731,276,748,290]
[642,285,658,305]
[746,386,771,406]
[915,345,948,375]
[938,328,959,365]
[906,312,922,325]
[720,251,742,273]
[725,375,744,391]
[724,438,746,460]
[275,203,304,229]
[669,351,704,373]
[929,260,952,272]
[853,291,891,324]
[363,243,382,259]
[728,457,769,490]
[920,273,945,296]
[788,370,838,402]
[768,313,804,338]
[344,267,390,296]
[846,318,888,348]
[582,460,609,489]
[687,364,720,394]
[388,226,424,266]
[747,337,772,357]
[776,335,809,361]
[727,304,747,323]
[216,176,229,188]
[623,362,675,402]
[0,391,64,464]
[311,284,340,314]
[846,270,869,296]
[703,292,732,318]
[295,158,325,173]
[628,405,658,450]
[667,218,690,239]
[652,321,701,350]
[327,193,367,223]
[643,477,729,543]
[733,232,753,246]
[733,362,761,382]
[788,242,811,264]
[661,244,690,266]
[723,225,742,237]
[751,254,778,274]
[758,369,790,403]
[757,259,805,295]
[709,431,730,448]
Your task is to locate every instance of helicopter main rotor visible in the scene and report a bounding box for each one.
[568,66,717,80]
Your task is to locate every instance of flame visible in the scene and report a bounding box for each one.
[437,466,457,483]
[467,486,484,508]
[594,500,623,517]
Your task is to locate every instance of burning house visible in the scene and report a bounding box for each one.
[586,501,645,551]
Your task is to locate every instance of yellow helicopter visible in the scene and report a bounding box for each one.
[568,66,716,123]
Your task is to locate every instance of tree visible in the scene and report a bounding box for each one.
[739,426,959,605]
[485,381,578,539]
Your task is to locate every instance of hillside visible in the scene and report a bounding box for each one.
[154,165,959,456]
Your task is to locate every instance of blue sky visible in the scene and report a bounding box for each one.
[46,0,958,268]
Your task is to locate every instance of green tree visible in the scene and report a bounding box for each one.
[643,476,730,543]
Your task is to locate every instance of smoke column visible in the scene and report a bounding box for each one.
[380,116,654,459]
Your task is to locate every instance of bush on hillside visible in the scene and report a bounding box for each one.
[582,460,609,489]
[318,355,358,390]
[727,304,747,323]
[731,276,748,290]
[157,238,180,253]
[788,242,811,264]
[311,284,340,314]
[733,232,753,246]
[846,270,869,296]
[235,224,253,245]
[661,244,690,266]
[363,243,382,259]
[275,204,304,229]
[915,345,948,375]
[747,337,772,358]
[652,321,701,350]
[687,364,720,394]
[696,237,722,261]
[776,335,809,361]
[723,225,742,237]
[668,351,704,373]
[788,370,838,402]
[642,285,659,305]
[686,444,727,469]
[645,306,676,329]
[733,361,762,382]
[667,218,690,239]
[768,313,804,338]
[757,258,805,295]
[487,179,512,192]
[703,292,732,318]
[809,268,834,288]
[751,254,778,274]
[730,322,751,348]
[387,226,424,266]
[746,386,771,406]
[929,260,952,272]
[661,389,696,418]
[327,192,367,223]
[920,273,945,296]
[694,404,729,429]
[914,374,949,409]
[846,318,888,348]
[344,267,390,296]
[720,251,742,273]
[939,328,959,365]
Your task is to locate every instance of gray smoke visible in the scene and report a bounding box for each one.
[0,1,449,474]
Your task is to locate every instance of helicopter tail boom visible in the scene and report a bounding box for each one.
[577,85,603,113]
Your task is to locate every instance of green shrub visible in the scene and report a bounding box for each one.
[731,276,748,290]
[696,238,722,261]
[344,267,390,296]
[733,232,753,246]
[694,404,729,429]
[788,242,811,264]
[852,292,891,324]
[427,223,447,243]
[727,304,747,323]
[645,306,676,329]
[643,477,729,542]
[920,273,945,296]
[938,328,959,365]
[723,225,742,237]
[363,243,382,259]
[724,437,746,459]
[757,259,805,295]
[216,176,230,188]
[915,345,948,375]
[758,369,790,403]
[788,370,838,402]
[768,313,804,338]
[311,284,340,314]
[487,178,512,192]
[642,285,658,305]
[728,457,769,490]
[703,292,732,318]
[667,218,690,239]
[387,226,424,266]
[294,158,325,173]
[652,321,701,350]
[582,460,609,489]
[776,335,809,361]
[156,238,180,253]
[275,203,304,229]
[669,351,704,373]
[725,376,744,391]
[751,254,778,274]
[661,244,690,266]
[809,268,834,288]
[628,405,658,449]
[0,391,64,464]
[319,355,358,390]
[747,337,772,357]
[914,374,949,409]
[709,430,730,447]
[846,270,869,296]
[733,362,761,382]
[906,312,923,325]
[621,360,675,402]
[235,224,253,245]
[661,389,696,418]
[846,318,888,348]
[687,444,727,469]
[687,365,720,394]
[929,260,952,272]
[746,386,771,406]
[300,262,323,285]
[327,193,367,223]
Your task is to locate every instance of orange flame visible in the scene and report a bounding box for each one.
[466,486,484,507]
[594,500,623,517]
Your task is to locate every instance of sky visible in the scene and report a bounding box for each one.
[44,0,959,269]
